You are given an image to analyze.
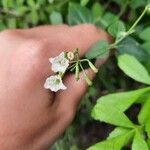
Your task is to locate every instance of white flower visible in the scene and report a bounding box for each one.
[44,75,67,92]
[49,52,69,73]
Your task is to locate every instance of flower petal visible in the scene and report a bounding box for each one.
[49,51,69,73]
[44,75,67,92]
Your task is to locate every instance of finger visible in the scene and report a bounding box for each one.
[22,24,111,58]
[0,29,26,51]
[21,25,69,38]
[25,24,111,79]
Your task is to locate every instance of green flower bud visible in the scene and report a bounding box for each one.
[67,52,75,61]
[88,61,98,73]
[83,73,92,86]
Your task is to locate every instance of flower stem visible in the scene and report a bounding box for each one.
[104,0,112,11]
[118,0,129,18]
[68,63,76,70]
[128,7,147,33]
[79,62,92,85]
[112,6,148,47]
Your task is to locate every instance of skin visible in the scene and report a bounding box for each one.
[0,24,110,150]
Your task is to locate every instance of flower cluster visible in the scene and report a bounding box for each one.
[44,49,98,92]
[44,52,69,92]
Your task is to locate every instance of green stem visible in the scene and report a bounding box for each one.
[112,6,148,47]
[80,59,89,62]
[79,62,92,85]
[79,62,86,75]
[68,63,76,69]
[128,6,147,34]
[104,0,112,11]
[70,65,76,71]
[118,0,129,18]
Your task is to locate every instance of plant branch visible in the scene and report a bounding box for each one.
[118,0,129,18]
[111,5,148,48]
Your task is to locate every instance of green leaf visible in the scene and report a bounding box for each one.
[100,12,118,29]
[145,120,150,138]
[137,91,150,104]
[92,2,103,19]
[91,87,150,127]
[30,10,39,25]
[16,0,25,5]
[2,0,9,8]
[16,6,29,15]
[95,87,150,112]
[68,3,93,25]
[116,37,149,62]
[91,102,134,128]
[138,98,150,124]
[139,27,150,41]
[130,0,147,9]
[50,11,63,25]
[85,40,109,59]
[36,0,45,5]
[0,22,6,30]
[108,127,134,140]
[7,18,17,28]
[108,20,126,38]
[132,131,149,150]
[80,0,89,6]
[147,138,150,148]
[27,0,36,7]
[118,54,150,85]
[142,42,150,54]
[88,129,134,150]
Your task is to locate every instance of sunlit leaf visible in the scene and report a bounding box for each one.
[132,131,149,150]
[68,3,93,25]
[138,98,150,124]
[88,129,134,150]
[85,40,109,59]
[50,11,63,25]
[118,54,150,85]
[108,20,126,38]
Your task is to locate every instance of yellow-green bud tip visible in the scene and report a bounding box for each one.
[67,52,75,61]
[88,61,98,73]
[83,73,92,86]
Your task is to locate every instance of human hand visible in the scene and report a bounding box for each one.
[0,24,110,150]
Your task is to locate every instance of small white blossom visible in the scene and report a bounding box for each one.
[44,75,66,92]
[49,52,69,73]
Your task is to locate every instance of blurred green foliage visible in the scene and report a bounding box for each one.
[0,0,150,150]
